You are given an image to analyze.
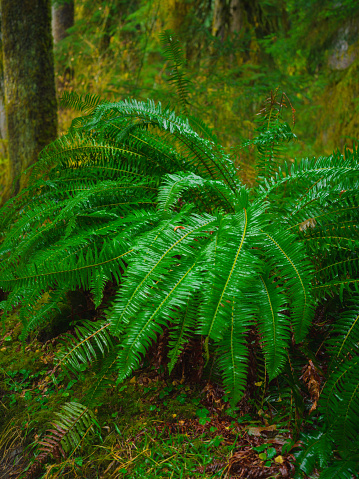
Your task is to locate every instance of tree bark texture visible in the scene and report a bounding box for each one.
[212,0,285,41]
[212,0,242,40]
[0,13,6,140]
[52,0,74,44]
[1,0,57,199]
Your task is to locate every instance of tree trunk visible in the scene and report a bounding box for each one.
[229,0,242,35]
[212,0,244,40]
[52,0,74,44]
[0,0,57,201]
[0,13,6,141]
[212,0,229,41]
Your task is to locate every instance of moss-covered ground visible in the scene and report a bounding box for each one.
[0,305,299,478]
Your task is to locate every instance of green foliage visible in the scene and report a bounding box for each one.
[0,88,358,476]
[247,88,297,182]
[25,401,98,478]
[296,298,359,478]
[160,29,191,115]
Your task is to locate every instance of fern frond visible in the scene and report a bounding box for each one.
[198,206,262,344]
[298,431,359,478]
[116,257,202,382]
[160,30,191,115]
[320,355,359,446]
[109,211,216,336]
[167,294,198,374]
[261,226,315,341]
[326,298,359,363]
[25,402,97,478]
[187,115,219,144]
[60,91,105,114]
[296,431,332,476]
[256,272,291,380]
[55,319,113,375]
[157,171,237,213]
[81,99,239,189]
[216,298,253,406]
[251,88,296,183]
[19,287,68,341]
[318,458,359,479]
[59,91,107,131]
[296,302,359,477]
[83,346,120,406]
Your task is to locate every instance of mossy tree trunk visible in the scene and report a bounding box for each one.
[0,0,57,202]
[212,0,286,41]
[52,0,74,44]
[212,0,242,40]
[0,14,6,141]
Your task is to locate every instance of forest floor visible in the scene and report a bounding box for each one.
[0,302,306,479]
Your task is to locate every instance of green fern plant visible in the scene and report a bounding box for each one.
[160,29,191,116]
[0,88,358,476]
[296,298,359,478]
[24,401,97,478]
[0,90,357,398]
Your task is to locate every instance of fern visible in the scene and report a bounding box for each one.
[297,299,359,477]
[160,30,191,115]
[0,87,358,477]
[55,319,113,375]
[243,88,296,183]
[0,91,357,397]
[25,402,97,478]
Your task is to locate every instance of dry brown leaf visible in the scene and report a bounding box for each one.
[247,424,276,436]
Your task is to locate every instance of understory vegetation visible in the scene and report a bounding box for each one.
[1,22,359,479]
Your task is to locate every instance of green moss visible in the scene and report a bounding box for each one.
[1,0,57,199]
[316,53,359,152]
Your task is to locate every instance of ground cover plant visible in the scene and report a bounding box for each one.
[0,36,359,478]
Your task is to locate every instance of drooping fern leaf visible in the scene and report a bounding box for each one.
[256,271,291,381]
[55,319,112,376]
[167,293,199,374]
[25,402,97,478]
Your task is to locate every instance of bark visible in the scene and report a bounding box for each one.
[229,0,242,35]
[212,0,229,41]
[52,0,74,44]
[212,0,243,40]
[0,13,5,140]
[212,0,287,40]
[0,0,57,201]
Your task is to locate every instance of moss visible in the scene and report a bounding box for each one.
[0,308,246,477]
[316,52,359,152]
[1,0,57,200]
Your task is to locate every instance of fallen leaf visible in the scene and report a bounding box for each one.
[275,455,284,464]
[247,424,277,436]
